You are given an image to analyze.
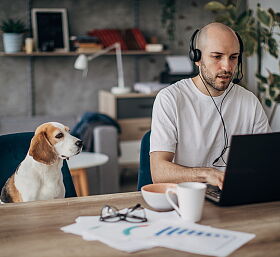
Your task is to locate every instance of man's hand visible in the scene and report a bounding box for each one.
[151,152,226,188]
[206,168,225,190]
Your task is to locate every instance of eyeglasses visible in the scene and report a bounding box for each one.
[99,203,148,223]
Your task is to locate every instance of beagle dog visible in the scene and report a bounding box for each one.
[0,122,83,203]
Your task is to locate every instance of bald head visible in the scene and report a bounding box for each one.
[191,23,242,95]
[196,23,240,53]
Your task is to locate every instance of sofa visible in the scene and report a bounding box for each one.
[0,115,120,194]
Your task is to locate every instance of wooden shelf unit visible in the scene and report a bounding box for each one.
[99,90,157,141]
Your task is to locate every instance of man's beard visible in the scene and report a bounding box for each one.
[200,61,233,92]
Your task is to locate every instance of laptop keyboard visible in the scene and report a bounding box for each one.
[206,184,222,199]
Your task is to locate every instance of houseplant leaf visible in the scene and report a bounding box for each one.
[270,73,280,89]
[274,12,280,24]
[257,8,273,27]
[265,98,272,107]
[268,37,278,58]
[272,73,280,84]
[215,13,233,25]
[258,83,266,92]
[259,27,270,43]
[0,18,27,33]
[236,10,252,28]
[226,4,237,21]
[242,33,257,56]
[204,1,226,11]
[248,29,258,41]
[269,88,276,98]
[256,73,268,84]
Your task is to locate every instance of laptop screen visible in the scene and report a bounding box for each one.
[208,132,280,206]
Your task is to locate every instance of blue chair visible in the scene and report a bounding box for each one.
[0,132,77,198]
[137,131,153,190]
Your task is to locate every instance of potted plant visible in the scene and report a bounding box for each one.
[0,18,27,53]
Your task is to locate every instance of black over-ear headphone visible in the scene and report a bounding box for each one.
[189,29,244,84]
[189,29,201,63]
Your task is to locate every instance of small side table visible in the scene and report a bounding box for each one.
[67,152,109,196]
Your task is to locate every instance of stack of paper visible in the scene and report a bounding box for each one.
[61,208,255,256]
[134,82,169,94]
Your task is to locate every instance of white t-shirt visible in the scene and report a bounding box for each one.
[150,78,271,170]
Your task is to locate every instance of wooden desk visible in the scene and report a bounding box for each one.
[0,192,279,257]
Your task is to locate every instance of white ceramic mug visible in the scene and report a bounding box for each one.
[165,182,206,222]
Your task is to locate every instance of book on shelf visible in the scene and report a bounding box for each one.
[125,28,147,50]
[72,35,102,51]
[75,35,100,43]
[131,28,147,50]
[125,29,138,50]
[88,29,128,50]
[87,28,149,51]
[77,43,103,48]
[76,46,103,53]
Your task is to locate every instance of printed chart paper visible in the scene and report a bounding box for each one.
[61,208,255,256]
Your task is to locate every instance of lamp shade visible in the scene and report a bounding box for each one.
[74,54,88,70]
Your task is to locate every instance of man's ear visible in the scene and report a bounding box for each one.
[29,132,58,165]
[195,61,201,67]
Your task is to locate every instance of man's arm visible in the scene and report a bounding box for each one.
[150,151,225,189]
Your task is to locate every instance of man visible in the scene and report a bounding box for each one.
[150,23,271,189]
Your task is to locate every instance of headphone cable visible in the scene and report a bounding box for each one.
[198,73,235,167]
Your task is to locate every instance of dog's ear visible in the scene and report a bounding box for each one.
[29,131,58,165]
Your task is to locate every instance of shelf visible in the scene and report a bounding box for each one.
[0,50,171,57]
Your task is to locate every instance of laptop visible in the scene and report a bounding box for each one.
[206,132,280,206]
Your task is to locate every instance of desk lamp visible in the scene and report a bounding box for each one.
[74,42,131,94]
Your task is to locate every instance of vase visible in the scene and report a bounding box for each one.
[3,33,23,53]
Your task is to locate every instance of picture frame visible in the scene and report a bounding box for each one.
[32,8,69,52]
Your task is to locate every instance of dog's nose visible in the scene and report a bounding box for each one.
[75,140,83,148]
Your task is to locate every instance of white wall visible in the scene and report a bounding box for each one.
[247,0,280,130]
